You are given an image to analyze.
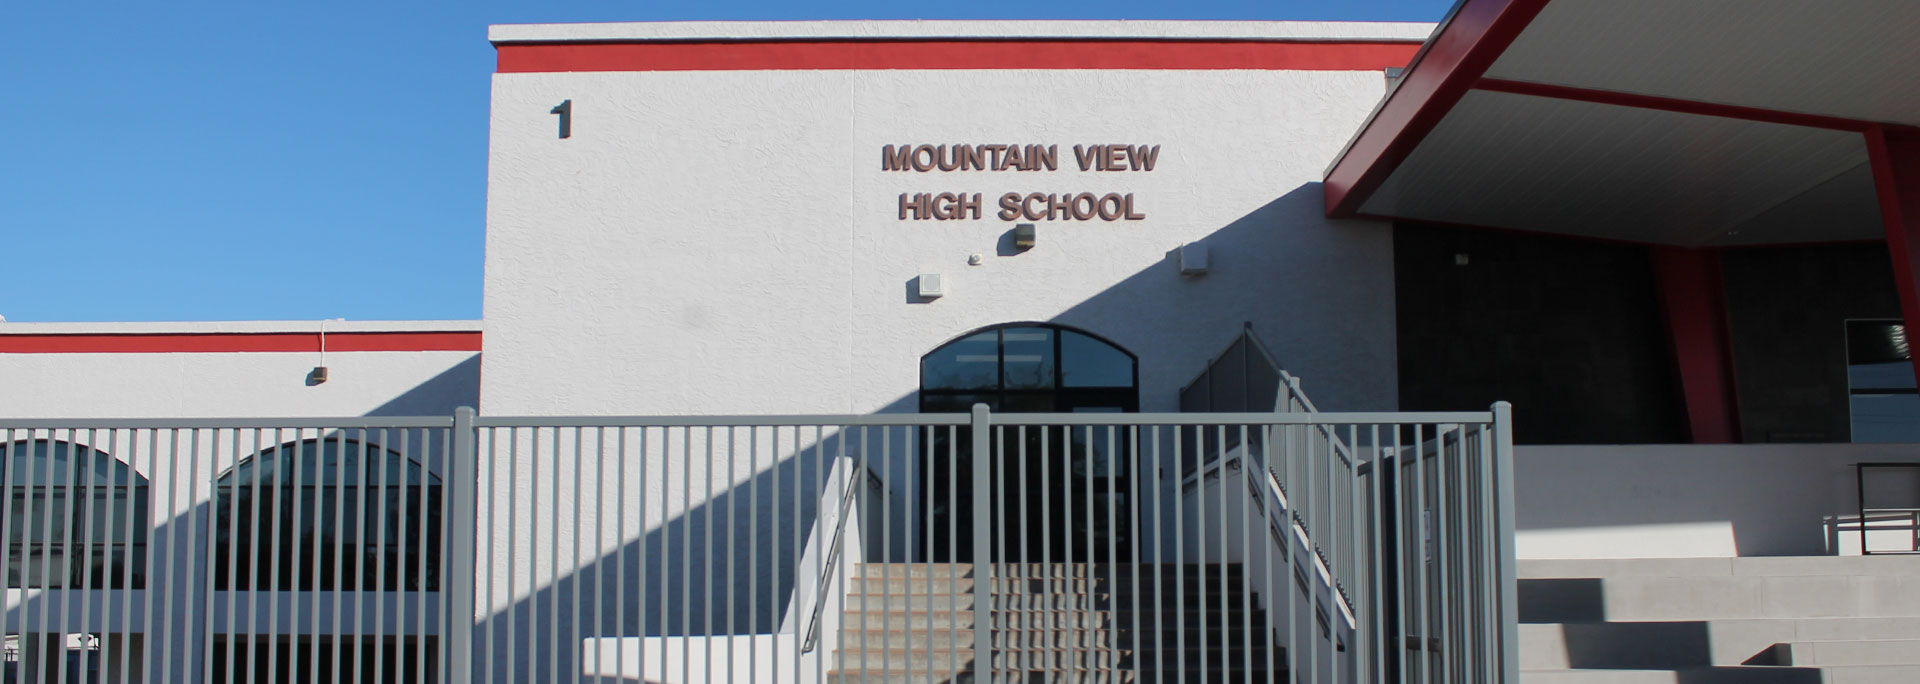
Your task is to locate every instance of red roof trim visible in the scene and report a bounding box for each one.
[496,40,1421,73]
[0,332,483,354]
[1323,0,1552,218]
[1476,78,1873,132]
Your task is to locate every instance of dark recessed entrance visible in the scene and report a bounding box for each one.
[919,323,1138,562]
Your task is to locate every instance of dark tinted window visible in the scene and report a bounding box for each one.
[0,440,148,589]
[1847,320,1920,443]
[920,324,1136,413]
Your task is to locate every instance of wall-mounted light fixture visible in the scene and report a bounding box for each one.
[1013,223,1037,250]
[310,318,345,385]
[916,273,946,300]
[1178,242,1210,276]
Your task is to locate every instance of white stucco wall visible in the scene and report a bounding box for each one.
[475,25,1417,679]
[1516,443,1920,559]
[481,25,1407,418]
[0,320,481,419]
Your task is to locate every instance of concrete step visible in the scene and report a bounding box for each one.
[1525,664,1920,684]
[834,647,1135,671]
[1524,616,1920,668]
[840,610,1125,630]
[1520,556,1920,580]
[835,628,1120,649]
[1779,639,1920,666]
[1792,616,1920,641]
[838,609,1266,631]
[1519,622,1728,670]
[1525,619,1920,670]
[842,593,1120,611]
[824,670,1289,684]
[1519,666,1827,683]
[1517,574,1920,622]
[1821,665,1920,684]
[832,645,1284,661]
[848,562,1244,571]
[852,563,1244,579]
[852,574,1252,595]
[837,591,1267,614]
[833,628,1276,651]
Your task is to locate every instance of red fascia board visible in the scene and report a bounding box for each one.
[1476,78,1874,132]
[1323,0,1552,218]
[496,40,1421,73]
[0,332,483,354]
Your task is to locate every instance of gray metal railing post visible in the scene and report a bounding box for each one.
[448,407,479,684]
[969,404,993,679]
[1491,401,1518,684]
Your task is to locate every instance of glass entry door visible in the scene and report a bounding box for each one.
[919,324,1138,562]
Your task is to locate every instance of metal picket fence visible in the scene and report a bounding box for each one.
[0,404,1514,684]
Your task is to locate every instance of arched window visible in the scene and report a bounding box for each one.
[215,438,442,591]
[920,323,1140,562]
[920,323,1138,413]
[0,440,148,589]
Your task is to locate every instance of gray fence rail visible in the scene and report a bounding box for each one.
[0,405,1515,684]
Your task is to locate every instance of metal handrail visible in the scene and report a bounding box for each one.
[1278,371,1356,469]
[799,461,873,654]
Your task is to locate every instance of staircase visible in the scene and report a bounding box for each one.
[1518,556,1920,683]
[827,562,1289,683]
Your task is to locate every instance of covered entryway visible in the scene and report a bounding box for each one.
[1324,0,1920,446]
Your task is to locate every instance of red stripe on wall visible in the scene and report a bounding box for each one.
[0,332,483,354]
[496,40,1422,73]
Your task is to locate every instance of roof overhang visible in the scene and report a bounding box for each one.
[1324,0,1920,247]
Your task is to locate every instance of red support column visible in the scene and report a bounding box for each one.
[1649,246,1741,443]
[1865,124,1920,391]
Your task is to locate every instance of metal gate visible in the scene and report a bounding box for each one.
[0,403,1514,683]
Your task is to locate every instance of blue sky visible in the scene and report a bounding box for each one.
[0,1,1451,323]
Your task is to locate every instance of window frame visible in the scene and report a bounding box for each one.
[918,322,1140,413]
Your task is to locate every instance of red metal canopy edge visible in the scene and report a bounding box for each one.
[1323,0,1553,218]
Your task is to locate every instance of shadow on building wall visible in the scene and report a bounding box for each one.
[9,184,1397,682]
[369,355,483,418]
[463,182,1397,681]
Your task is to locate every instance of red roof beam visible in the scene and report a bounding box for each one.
[1323,0,1553,218]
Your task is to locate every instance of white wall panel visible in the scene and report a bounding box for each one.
[482,67,1403,417]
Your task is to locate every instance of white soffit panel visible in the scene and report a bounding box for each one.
[1360,90,1868,246]
[1486,0,1920,127]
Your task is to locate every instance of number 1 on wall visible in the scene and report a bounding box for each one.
[551,100,572,139]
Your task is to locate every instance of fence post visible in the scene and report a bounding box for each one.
[1491,402,1519,684]
[448,407,479,683]
[970,403,993,679]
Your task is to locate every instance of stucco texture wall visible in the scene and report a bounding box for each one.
[481,68,1400,417]
[474,60,1405,666]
